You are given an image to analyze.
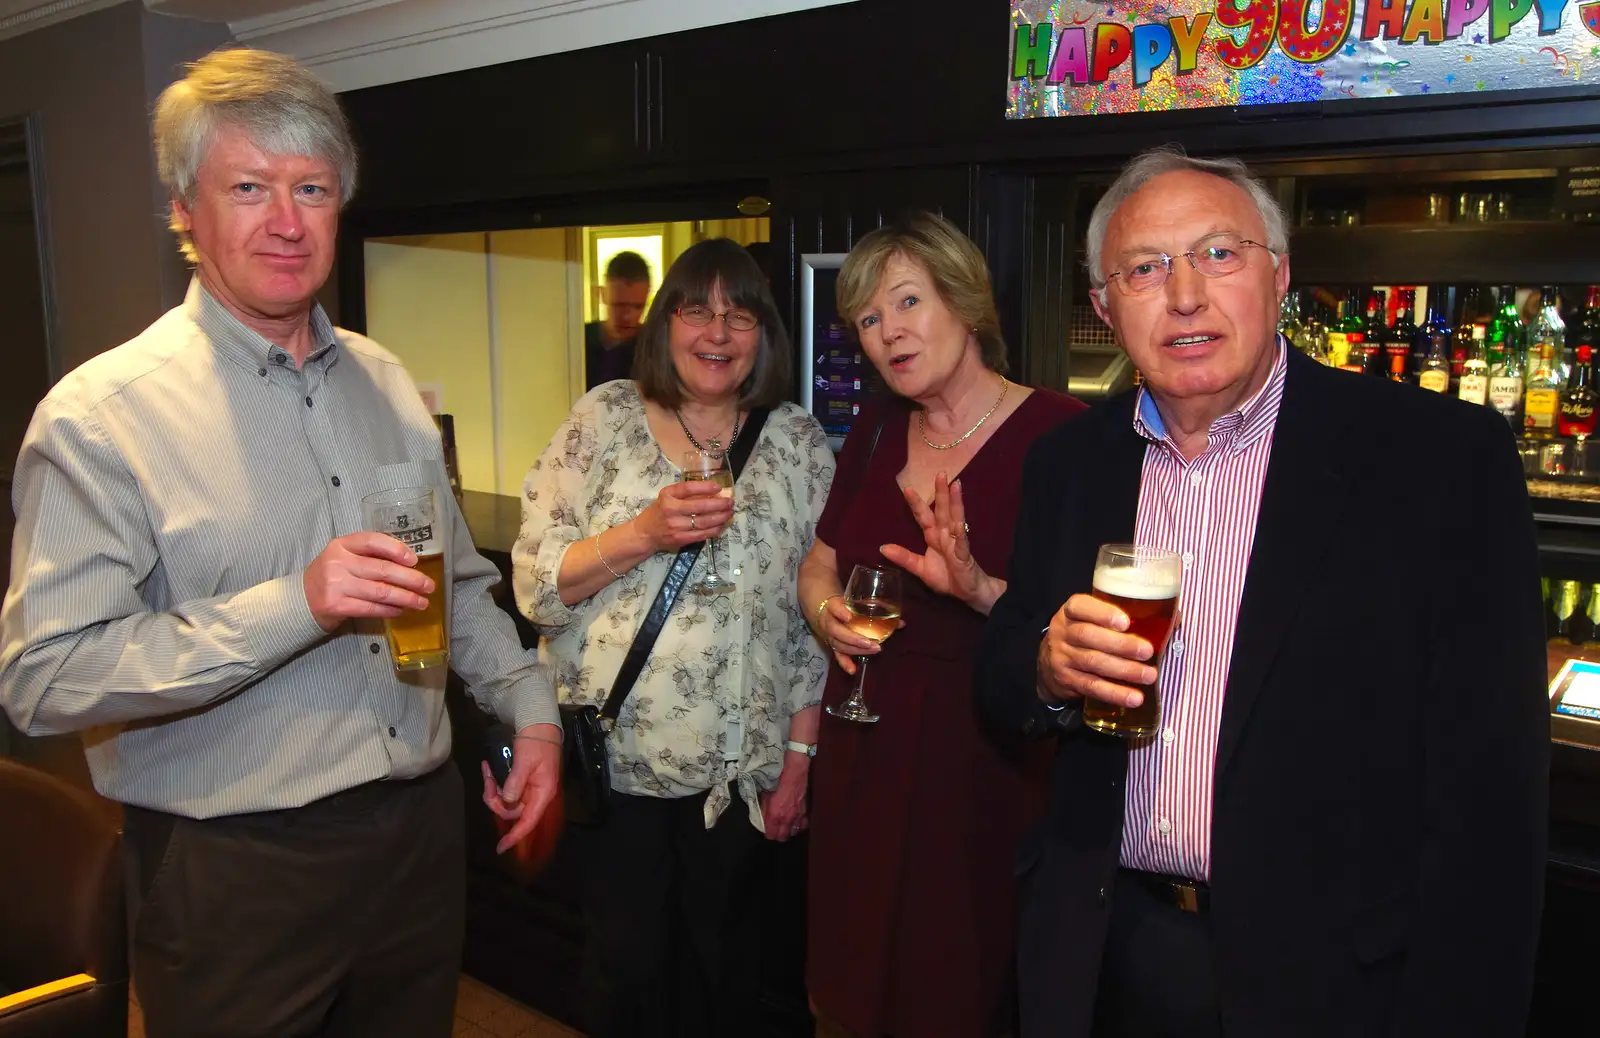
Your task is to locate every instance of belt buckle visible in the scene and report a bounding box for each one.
[1173,881,1200,913]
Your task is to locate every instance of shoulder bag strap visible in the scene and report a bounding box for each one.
[598,407,773,722]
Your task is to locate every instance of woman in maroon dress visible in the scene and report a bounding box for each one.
[798,213,1085,1037]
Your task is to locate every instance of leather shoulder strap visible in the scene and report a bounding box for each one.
[599,407,772,721]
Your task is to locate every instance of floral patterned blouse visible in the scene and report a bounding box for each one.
[513,380,835,828]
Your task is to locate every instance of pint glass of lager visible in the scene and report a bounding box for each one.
[1082,544,1182,738]
[361,486,449,672]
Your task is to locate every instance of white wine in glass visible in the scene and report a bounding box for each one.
[681,450,735,594]
[826,565,903,724]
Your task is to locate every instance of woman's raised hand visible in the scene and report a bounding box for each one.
[633,480,734,553]
[879,473,993,609]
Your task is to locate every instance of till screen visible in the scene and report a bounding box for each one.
[808,268,869,441]
[1556,667,1600,720]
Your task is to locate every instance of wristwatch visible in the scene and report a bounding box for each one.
[785,740,818,758]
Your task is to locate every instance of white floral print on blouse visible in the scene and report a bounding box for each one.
[513,380,835,828]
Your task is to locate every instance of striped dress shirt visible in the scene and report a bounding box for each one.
[0,280,557,819]
[1120,341,1287,881]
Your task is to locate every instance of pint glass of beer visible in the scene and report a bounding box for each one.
[361,486,449,672]
[1082,544,1182,738]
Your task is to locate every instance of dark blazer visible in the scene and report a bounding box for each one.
[977,348,1550,1038]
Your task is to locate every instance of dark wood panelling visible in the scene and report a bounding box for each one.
[767,165,976,346]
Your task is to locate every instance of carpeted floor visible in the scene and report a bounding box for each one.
[127,975,583,1037]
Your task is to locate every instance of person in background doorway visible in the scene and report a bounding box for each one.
[744,240,774,286]
[0,47,560,1038]
[585,249,652,390]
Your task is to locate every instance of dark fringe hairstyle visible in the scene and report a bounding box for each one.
[633,238,792,410]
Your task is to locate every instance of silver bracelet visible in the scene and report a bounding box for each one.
[594,528,623,579]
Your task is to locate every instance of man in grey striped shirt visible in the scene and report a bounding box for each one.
[0,48,559,1038]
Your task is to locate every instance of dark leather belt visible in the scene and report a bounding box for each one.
[1121,868,1211,914]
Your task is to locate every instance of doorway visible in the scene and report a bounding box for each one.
[361,217,769,497]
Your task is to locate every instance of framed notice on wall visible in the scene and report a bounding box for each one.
[1007,0,1600,119]
[799,254,870,452]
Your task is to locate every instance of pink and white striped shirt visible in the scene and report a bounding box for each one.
[1120,342,1287,882]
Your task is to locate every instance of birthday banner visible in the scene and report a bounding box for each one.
[1007,0,1599,117]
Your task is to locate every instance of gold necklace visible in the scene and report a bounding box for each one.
[918,378,1010,451]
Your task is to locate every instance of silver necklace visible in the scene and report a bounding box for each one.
[676,408,742,453]
[918,378,1010,451]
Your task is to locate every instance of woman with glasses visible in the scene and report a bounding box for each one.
[512,238,834,1038]
[797,213,1085,1038]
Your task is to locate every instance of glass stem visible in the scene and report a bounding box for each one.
[846,655,871,705]
[708,532,721,576]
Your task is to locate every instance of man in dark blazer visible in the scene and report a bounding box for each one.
[978,148,1549,1037]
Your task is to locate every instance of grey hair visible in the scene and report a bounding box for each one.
[153,47,357,261]
[1085,146,1288,289]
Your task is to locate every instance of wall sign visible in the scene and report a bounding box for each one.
[1008,0,1599,117]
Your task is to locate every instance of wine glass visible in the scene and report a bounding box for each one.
[681,450,735,595]
[825,565,903,724]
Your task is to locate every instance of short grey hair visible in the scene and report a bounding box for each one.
[153,47,357,260]
[1085,146,1288,288]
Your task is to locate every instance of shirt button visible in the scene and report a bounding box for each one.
[370,643,381,654]
[1162,728,1176,745]
[305,396,314,408]
[330,476,341,487]
[387,726,397,737]
[1157,817,1172,836]
[273,353,286,364]
[1189,470,1203,487]
[1182,551,1194,566]
[258,367,267,377]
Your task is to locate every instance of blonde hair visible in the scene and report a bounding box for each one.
[153,47,357,261]
[835,212,1008,374]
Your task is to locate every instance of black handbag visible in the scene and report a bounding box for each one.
[560,408,771,826]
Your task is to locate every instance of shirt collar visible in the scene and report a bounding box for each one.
[1133,336,1289,456]
[187,277,339,372]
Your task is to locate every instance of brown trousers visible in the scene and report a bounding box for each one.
[123,765,465,1038]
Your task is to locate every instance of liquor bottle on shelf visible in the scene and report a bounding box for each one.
[1487,286,1525,374]
[1332,289,1364,373]
[1584,585,1600,647]
[1523,343,1561,440]
[1458,325,1490,405]
[1417,332,1451,392]
[1391,289,1420,377]
[1560,345,1598,469]
[1278,289,1303,347]
[1532,285,1568,383]
[1411,287,1449,383]
[1487,323,1526,430]
[1363,289,1391,378]
[1524,288,1564,440]
[1569,285,1600,361]
[1299,300,1330,365]
[1551,579,1582,644]
[1452,285,1484,386]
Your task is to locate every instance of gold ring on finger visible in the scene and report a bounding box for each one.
[690,514,698,530]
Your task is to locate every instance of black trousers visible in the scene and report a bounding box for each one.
[568,785,768,1038]
[1092,871,1223,1038]
[123,764,465,1038]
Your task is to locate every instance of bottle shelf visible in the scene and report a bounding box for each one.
[1290,224,1600,286]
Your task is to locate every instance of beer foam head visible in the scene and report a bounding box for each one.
[1093,565,1180,601]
